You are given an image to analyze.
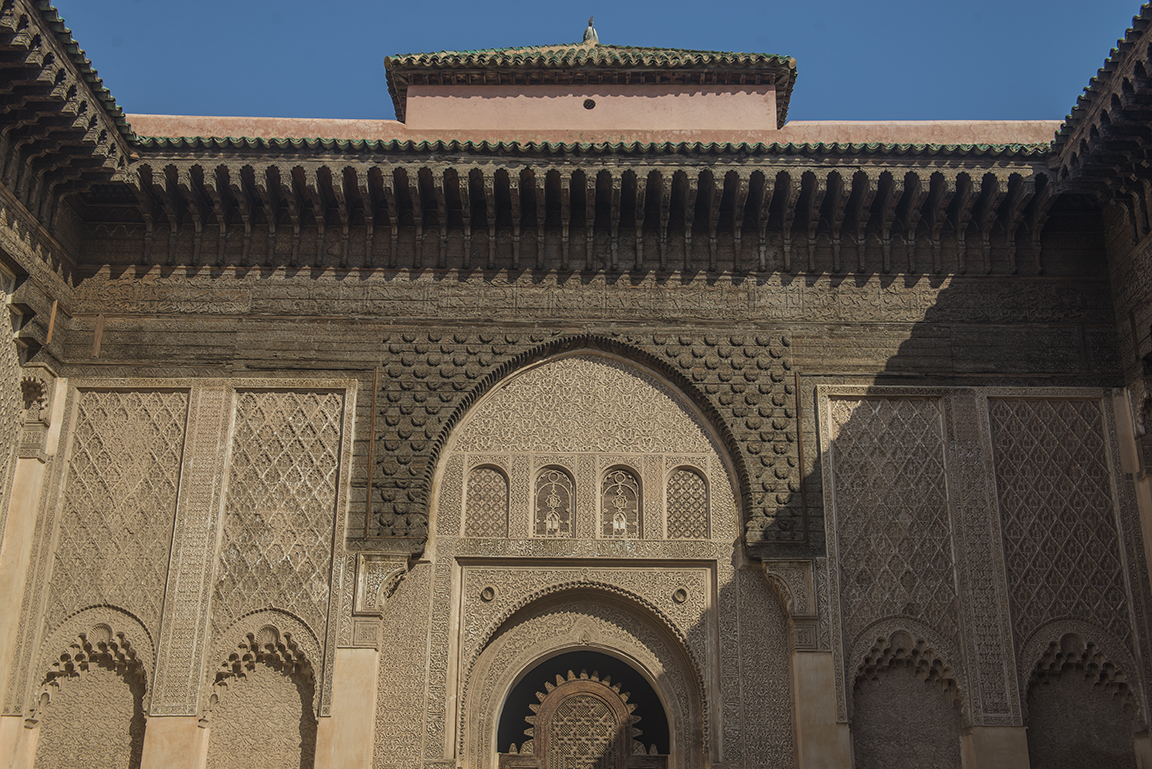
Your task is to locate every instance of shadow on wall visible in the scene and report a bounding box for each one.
[769,204,1145,769]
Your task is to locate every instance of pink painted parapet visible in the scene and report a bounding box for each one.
[404,84,777,132]
[126,114,1061,147]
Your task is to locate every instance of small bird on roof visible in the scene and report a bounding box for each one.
[583,16,599,45]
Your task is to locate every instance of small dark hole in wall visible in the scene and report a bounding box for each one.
[583,99,596,110]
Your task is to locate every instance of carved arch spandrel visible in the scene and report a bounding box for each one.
[462,589,709,769]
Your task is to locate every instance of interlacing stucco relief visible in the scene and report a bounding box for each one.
[47,389,189,638]
[214,390,344,644]
[463,594,707,769]
[443,354,734,544]
[825,394,959,654]
[31,607,152,769]
[820,385,1149,729]
[373,562,433,769]
[819,386,1020,725]
[372,332,801,544]
[454,355,714,455]
[989,398,1132,651]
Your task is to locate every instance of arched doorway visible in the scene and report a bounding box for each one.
[498,651,670,769]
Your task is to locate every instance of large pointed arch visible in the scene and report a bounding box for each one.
[429,348,743,545]
[421,335,751,538]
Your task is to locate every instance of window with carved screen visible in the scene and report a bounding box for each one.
[666,467,708,539]
[465,466,509,537]
[535,467,575,538]
[601,468,641,538]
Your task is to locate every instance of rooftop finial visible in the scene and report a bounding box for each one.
[583,16,599,45]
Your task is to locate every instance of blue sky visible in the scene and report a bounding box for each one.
[56,0,1141,122]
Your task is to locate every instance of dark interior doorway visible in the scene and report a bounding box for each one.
[497,650,671,754]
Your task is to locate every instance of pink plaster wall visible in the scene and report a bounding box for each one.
[403,84,778,131]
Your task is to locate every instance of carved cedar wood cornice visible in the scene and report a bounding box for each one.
[0,0,133,226]
[111,157,1059,276]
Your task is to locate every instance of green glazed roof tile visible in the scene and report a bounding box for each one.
[33,2,135,141]
[130,133,1049,160]
[1053,3,1152,153]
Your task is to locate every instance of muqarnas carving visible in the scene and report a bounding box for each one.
[204,624,317,769]
[32,624,147,769]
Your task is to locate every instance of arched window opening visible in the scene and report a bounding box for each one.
[535,467,575,538]
[497,650,670,768]
[601,467,641,538]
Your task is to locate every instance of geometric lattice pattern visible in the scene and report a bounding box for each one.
[601,468,640,538]
[666,468,708,539]
[49,390,188,636]
[466,466,508,537]
[829,397,958,646]
[547,694,619,769]
[535,468,575,538]
[989,398,1130,649]
[214,391,343,638]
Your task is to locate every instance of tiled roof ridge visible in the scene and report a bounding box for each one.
[386,42,796,64]
[129,134,1050,159]
[1053,2,1152,152]
[32,2,135,140]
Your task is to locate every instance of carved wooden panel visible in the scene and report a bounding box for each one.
[214,390,343,640]
[988,398,1131,650]
[826,396,958,647]
[48,389,189,637]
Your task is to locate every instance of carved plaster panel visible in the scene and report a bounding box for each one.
[46,388,190,642]
[818,385,1020,725]
[18,365,55,461]
[438,353,739,546]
